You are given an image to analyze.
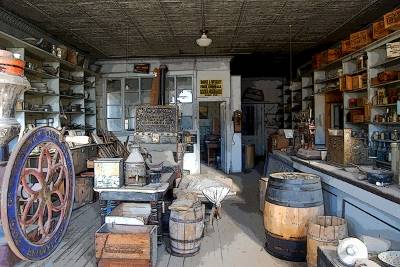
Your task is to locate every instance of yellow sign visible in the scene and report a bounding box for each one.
[200,80,223,96]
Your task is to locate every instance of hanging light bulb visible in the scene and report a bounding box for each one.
[196,31,212,47]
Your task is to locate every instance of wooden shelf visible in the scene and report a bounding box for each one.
[350,68,367,75]
[371,122,400,126]
[24,68,58,79]
[25,90,58,97]
[17,110,58,114]
[0,31,58,61]
[317,88,341,94]
[343,87,367,93]
[370,79,400,88]
[316,76,339,84]
[346,107,364,110]
[60,77,84,85]
[60,95,84,99]
[60,59,83,71]
[0,30,97,132]
[372,139,400,143]
[64,111,84,115]
[370,56,400,69]
[373,103,397,108]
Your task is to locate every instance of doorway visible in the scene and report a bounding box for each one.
[198,101,227,172]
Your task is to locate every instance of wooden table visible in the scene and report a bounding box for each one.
[93,172,176,238]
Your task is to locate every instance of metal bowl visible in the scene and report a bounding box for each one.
[378,251,400,267]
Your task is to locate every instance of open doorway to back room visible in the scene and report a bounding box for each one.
[199,101,226,171]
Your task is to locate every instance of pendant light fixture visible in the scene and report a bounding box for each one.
[196,0,212,47]
[197,30,212,47]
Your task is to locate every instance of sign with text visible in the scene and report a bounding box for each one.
[133,63,150,74]
[200,79,223,96]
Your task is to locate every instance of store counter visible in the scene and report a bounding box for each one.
[266,151,400,249]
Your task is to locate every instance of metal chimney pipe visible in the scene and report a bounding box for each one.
[159,65,168,105]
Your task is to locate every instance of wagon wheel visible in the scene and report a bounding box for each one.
[1,127,75,261]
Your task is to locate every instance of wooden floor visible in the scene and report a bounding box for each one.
[13,167,306,267]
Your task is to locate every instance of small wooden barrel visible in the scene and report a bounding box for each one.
[169,201,204,257]
[264,172,324,262]
[307,216,348,267]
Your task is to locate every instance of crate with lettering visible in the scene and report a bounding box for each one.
[384,8,400,31]
[96,224,157,267]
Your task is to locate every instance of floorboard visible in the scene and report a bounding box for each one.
[12,167,306,267]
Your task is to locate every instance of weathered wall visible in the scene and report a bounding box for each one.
[95,57,241,174]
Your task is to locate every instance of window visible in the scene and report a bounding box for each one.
[168,76,194,130]
[106,75,193,133]
[106,79,122,131]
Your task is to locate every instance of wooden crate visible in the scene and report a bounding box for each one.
[271,134,289,150]
[341,39,355,55]
[312,53,322,69]
[384,8,400,31]
[352,74,367,89]
[377,70,399,83]
[95,224,157,267]
[326,49,341,63]
[350,29,372,50]
[75,177,94,205]
[373,20,391,40]
[340,76,353,91]
[352,114,365,123]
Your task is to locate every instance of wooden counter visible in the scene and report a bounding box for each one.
[291,157,400,205]
[266,151,400,250]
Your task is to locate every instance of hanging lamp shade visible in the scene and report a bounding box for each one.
[196,32,212,47]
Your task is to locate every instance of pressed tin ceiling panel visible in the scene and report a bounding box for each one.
[0,0,398,58]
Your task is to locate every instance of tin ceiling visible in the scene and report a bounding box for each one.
[0,0,398,58]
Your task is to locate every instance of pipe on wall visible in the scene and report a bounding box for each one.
[159,64,168,105]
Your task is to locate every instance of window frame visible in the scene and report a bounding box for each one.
[104,74,194,134]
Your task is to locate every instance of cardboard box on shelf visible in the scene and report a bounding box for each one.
[384,8,400,31]
[341,39,355,55]
[387,42,400,58]
[373,20,391,40]
[350,29,373,50]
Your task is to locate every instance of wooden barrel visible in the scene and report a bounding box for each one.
[169,201,204,257]
[264,172,324,262]
[307,216,348,267]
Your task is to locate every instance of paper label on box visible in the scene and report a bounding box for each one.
[387,42,400,58]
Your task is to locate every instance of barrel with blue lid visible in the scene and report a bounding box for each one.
[263,172,324,262]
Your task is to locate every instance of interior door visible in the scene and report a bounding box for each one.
[220,102,227,172]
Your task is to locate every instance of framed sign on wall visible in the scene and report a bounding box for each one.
[199,79,223,96]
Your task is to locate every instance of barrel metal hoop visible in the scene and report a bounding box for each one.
[169,236,203,244]
[169,216,204,224]
[265,199,324,208]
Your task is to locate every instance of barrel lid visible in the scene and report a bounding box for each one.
[269,172,320,181]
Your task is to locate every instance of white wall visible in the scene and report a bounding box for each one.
[95,56,241,174]
[231,76,242,173]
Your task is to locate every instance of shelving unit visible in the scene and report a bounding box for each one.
[283,84,292,129]
[311,30,400,166]
[290,81,302,129]
[0,30,99,133]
